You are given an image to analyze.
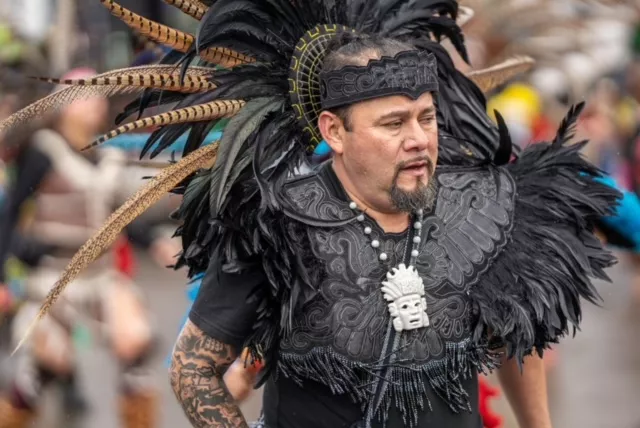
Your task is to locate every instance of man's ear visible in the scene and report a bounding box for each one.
[318,111,345,155]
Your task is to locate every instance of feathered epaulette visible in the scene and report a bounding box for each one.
[470,103,621,363]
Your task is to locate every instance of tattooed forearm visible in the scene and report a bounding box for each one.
[170,320,249,428]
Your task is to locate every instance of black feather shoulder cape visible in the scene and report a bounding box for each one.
[157,0,621,378]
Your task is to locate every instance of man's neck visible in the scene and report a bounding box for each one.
[331,162,410,234]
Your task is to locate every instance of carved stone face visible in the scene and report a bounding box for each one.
[392,294,429,331]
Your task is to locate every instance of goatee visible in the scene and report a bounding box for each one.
[390,178,438,213]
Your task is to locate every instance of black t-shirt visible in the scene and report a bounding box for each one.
[189,165,483,428]
[189,247,267,351]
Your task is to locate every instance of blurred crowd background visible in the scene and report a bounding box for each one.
[1,1,640,427]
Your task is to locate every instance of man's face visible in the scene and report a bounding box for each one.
[327,92,438,212]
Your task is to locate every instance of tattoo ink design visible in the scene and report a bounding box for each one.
[170,321,249,427]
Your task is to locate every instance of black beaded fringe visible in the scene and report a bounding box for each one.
[277,338,499,428]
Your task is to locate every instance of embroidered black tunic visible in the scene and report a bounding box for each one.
[189,134,619,428]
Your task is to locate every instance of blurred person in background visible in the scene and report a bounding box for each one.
[0,67,179,428]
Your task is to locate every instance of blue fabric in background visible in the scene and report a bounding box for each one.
[105,132,331,158]
[104,131,222,153]
[313,140,332,156]
[596,175,640,252]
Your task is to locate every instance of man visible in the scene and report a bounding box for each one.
[0,67,178,428]
[167,28,617,428]
[0,1,619,427]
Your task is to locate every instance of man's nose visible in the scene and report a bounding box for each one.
[403,122,431,152]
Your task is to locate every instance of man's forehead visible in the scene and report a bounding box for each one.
[359,91,435,112]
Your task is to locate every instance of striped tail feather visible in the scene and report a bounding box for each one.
[31,72,217,94]
[199,47,255,67]
[0,65,212,138]
[84,99,246,150]
[163,0,208,20]
[100,0,253,67]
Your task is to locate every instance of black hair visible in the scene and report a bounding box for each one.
[321,33,416,131]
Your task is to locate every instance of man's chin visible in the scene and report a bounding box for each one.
[395,176,428,191]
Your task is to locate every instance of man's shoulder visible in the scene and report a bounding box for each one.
[280,161,353,222]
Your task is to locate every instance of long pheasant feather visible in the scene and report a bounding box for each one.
[85,100,246,150]
[11,143,219,356]
[100,0,254,67]
[163,0,208,20]
[0,65,209,138]
[32,73,216,94]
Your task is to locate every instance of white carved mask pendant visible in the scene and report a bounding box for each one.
[381,263,429,332]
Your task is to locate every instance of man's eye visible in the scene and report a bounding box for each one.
[385,121,402,129]
[420,116,435,125]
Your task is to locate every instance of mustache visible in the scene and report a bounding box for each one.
[395,156,435,176]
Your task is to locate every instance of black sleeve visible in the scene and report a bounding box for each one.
[0,144,52,282]
[188,249,267,352]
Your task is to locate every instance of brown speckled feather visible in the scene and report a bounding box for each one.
[86,99,246,149]
[163,0,208,20]
[467,56,535,93]
[12,143,220,355]
[0,65,212,138]
[100,0,254,67]
[32,73,217,94]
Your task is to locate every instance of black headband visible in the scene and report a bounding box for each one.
[319,50,439,110]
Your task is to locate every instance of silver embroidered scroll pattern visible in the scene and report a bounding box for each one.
[281,224,406,363]
[396,170,515,363]
[284,179,354,221]
[425,169,514,290]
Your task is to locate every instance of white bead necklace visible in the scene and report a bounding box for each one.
[348,201,424,264]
